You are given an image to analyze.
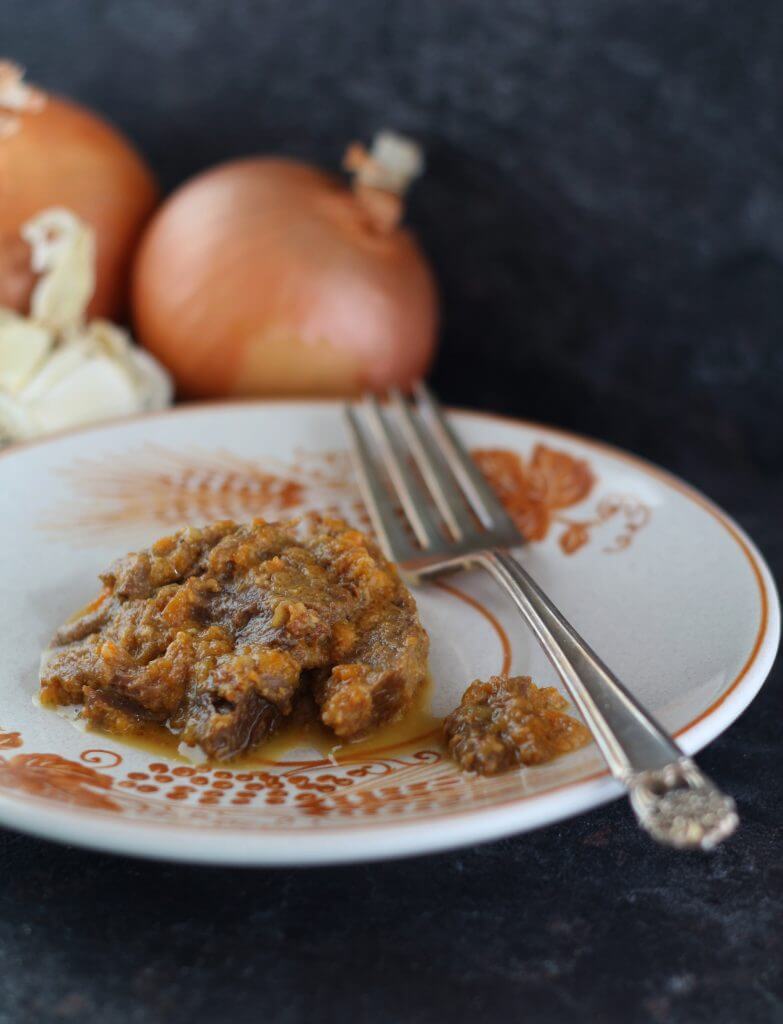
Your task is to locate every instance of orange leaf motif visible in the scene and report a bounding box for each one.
[559,522,590,555]
[526,445,594,509]
[0,753,119,811]
[472,446,595,544]
[0,729,22,749]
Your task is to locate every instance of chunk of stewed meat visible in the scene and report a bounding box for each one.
[40,516,429,760]
[443,675,590,775]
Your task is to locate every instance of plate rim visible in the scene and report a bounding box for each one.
[0,399,778,864]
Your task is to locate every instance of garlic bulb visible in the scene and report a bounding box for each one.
[0,207,171,445]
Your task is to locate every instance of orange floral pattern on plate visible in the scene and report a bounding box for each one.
[474,445,650,555]
[42,443,650,556]
[0,727,22,749]
[0,752,119,812]
[0,737,603,830]
[0,574,541,827]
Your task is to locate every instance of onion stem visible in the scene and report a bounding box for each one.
[344,131,424,234]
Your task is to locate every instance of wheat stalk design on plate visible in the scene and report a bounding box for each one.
[40,442,649,554]
[43,444,373,538]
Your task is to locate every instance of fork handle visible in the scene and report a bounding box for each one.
[480,550,738,850]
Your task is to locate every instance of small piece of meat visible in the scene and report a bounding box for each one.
[52,596,112,646]
[40,516,429,761]
[444,675,590,775]
[181,688,282,761]
[314,596,430,738]
[82,687,159,736]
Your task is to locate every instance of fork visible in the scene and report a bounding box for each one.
[343,383,738,850]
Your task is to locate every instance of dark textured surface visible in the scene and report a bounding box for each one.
[6,0,783,472]
[1,2,781,1022]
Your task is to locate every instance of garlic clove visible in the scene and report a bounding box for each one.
[0,391,35,444]
[22,208,96,335]
[23,352,143,435]
[82,318,129,360]
[0,311,52,394]
[127,345,174,411]
[0,205,173,446]
[17,338,94,404]
[83,319,173,411]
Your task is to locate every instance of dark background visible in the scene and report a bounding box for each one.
[2,2,781,1022]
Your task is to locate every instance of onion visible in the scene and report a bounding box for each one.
[0,61,158,319]
[131,132,438,397]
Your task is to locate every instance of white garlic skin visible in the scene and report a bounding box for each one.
[0,206,172,445]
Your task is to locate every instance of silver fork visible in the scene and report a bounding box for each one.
[344,383,738,850]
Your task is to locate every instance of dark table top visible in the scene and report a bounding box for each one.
[3,1,783,1020]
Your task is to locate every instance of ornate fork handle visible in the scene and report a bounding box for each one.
[480,550,738,850]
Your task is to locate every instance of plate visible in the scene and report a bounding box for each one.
[0,402,777,864]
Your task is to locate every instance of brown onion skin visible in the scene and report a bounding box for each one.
[131,157,438,397]
[0,95,159,318]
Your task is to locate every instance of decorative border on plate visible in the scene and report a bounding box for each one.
[40,441,650,557]
[0,578,526,829]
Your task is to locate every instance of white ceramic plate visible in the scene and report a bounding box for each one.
[0,402,777,864]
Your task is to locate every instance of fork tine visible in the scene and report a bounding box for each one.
[343,405,416,562]
[363,395,443,549]
[414,382,520,539]
[389,388,477,543]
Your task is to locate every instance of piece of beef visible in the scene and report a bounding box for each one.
[40,516,429,760]
[443,675,590,775]
[313,596,430,738]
